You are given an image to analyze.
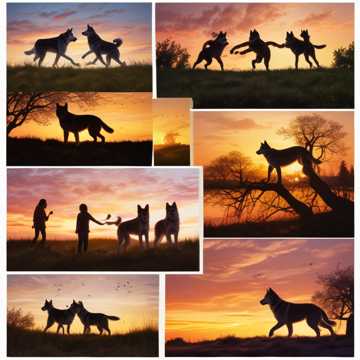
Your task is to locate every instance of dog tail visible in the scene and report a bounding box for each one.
[24,48,35,55]
[107,315,120,321]
[113,38,123,48]
[320,309,336,326]
[266,41,285,48]
[100,121,114,133]
[313,44,326,49]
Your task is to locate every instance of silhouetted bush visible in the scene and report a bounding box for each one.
[333,42,354,69]
[156,39,190,69]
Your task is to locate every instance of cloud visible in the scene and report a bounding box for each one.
[53,10,77,21]
[295,10,333,27]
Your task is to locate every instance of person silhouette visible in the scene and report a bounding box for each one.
[76,204,104,253]
[32,199,53,244]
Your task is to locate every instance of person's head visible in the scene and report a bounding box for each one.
[79,204,88,213]
[38,199,47,209]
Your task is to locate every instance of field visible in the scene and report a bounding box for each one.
[154,144,190,166]
[205,211,354,238]
[157,68,353,108]
[166,335,353,357]
[8,326,158,357]
[7,239,200,271]
[7,64,152,92]
[7,137,152,166]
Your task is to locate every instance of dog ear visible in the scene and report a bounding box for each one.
[145,204,149,210]
[137,204,141,212]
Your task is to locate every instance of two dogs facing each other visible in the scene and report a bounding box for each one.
[193,29,326,71]
[25,25,125,68]
[42,299,119,335]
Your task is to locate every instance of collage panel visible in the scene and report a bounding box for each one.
[153,98,192,166]
[7,274,159,357]
[7,3,152,92]
[7,92,153,166]
[156,2,354,108]
[192,110,354,238]
[165,238,354,357]
[7,167,202,272]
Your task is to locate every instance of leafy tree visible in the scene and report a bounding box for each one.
[156,39,190,69]
[7,308,34,330]
[333,42,354,69]
[337,160,353,187]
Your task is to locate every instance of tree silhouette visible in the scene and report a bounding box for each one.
[156,39,190,69]
[278,114,347,162]
[7,92,99,136]
[337,160,353,187]
[312,266,354,337]
[333,42,354,69]
[7,308,34,330]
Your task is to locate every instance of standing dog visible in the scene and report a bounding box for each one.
[76,301,120,335]
[193,31,229,71]
[111,205,150,252]
[81,25,124,67]
[256,141,321,183]
[285,30,326,69]
[55,103,114,144]
[230,29,284,71]
[41,299,80,334]
[260,288,336,337]
[24,29,79,67]
[154,202,180,246]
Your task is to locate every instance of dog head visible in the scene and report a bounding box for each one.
[166,202,179,220]
[137,204,149,224]
[41,299,53,311]
[56,103,68,117]
[63,28,77,42]
[249,29,260,41]
[256,140,271,155]
[82,24,96,37]
[285,31,295,46]
[214,31,229,47]
[69,300,82,313]
[260,288,277,305]
[300,29,310,41]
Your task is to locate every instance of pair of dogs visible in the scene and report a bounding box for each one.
[25,25,124,67]
[193,29,326,71]
[106,202,180,252]
[42,299,119,335]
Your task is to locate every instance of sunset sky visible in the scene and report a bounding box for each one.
[8,275,158,334]
[153,98,192,146]
[7,3,151,66]
[194,111,354,177]
[10,93,153,142]
[166,238,353,341]
[156,3,354,70]
[7,168,200,240]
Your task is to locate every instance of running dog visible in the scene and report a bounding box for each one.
[55,103,114,144]
[41,299,80,334]
[260,288,336,337]
[256,141,321,183]
[24,28,79,67]
[108,205,150,252]
[76,301,120,335]
[285,30,326,69]
[230,29,284,70]
[193,31,229,71]
[154,202,180,246]
[81,25,125,67]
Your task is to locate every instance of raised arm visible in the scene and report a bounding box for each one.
[46,211,53,221]
[88,213,104,226]
[230,41,249,54]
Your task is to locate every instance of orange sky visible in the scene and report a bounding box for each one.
[156,3,354,70]
[166,238,353,341]
[153,98,192,145]
[8,275,158,334]
[7,168,200,240]
[193,111,354,177]
[10,92,153,142]
[7,3,152,66]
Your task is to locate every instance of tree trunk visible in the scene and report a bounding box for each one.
[346,313,354,337]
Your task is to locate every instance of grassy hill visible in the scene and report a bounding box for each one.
[166,335,353,357]
[154,144,190,166]
[7,239,200,271]
[8,326,158,357]
[7,137,152,166]
[7,64,152,92]
[157,68,353,108]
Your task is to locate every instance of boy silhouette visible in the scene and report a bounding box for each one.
[76,204,103,253]
[32,199,53,244]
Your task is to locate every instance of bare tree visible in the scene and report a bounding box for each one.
[7,308,34,330]
[7,92,99,136]
[312,266,354,337]
[278,114,347,162]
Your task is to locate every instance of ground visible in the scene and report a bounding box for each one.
[154,144,190,166]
